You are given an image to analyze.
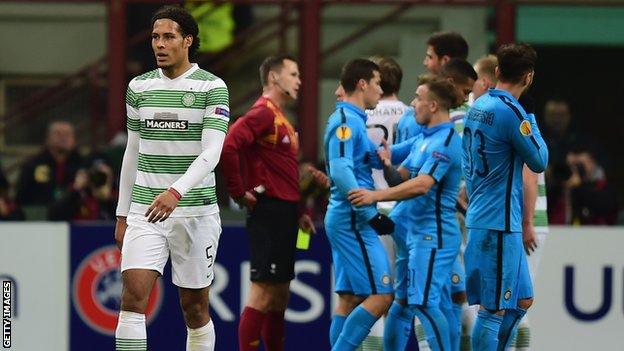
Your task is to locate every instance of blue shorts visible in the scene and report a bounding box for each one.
[464,229,533,311]
[450,256,466,295]
[390,211,409,300]
[326,211,393,296]
[407,231,461,307]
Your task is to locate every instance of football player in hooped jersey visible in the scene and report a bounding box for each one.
[324,59,395,351]
[114,6,228,351]
[462,43,548,351]
[349,76,464,351]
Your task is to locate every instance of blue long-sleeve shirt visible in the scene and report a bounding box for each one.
[400,122,463,243]
[462,89,549,232]
[395,107,423,144]
[324,102,383,224]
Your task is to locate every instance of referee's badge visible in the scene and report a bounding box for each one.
[182,92,196,107]
[336,125,352,141]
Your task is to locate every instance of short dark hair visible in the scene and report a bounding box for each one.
[369,56,403,96]
[340,59,380,94]
[440,58,478,85]
[496,43,537,84]
[427,31,469,60]
[418,75,462,110]
[259,54,297,87]
[151,6,200,58]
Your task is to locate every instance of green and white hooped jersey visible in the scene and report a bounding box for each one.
[125,64,229,217]
[534,172,549,234]
[450,102,470,136]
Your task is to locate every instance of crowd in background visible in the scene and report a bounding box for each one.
[0,97,619,224]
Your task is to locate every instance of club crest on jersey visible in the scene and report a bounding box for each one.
[146,119,189,130]
[182,92,196,107]
[72,245,163,335]
[336,125,352,141]
[504,289,512,300]
[519,120,532,136]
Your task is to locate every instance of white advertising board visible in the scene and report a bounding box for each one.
[0,223,69,351]
[532,226,624,350]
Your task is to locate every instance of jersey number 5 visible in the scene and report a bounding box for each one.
[464,127,489,178]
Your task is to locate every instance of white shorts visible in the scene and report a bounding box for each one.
[121,212,222,289]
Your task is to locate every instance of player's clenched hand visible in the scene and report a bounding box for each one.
[348,188,378,206]
[307,165,330,189]
[298,214,317,234]
[145,190,180,223]
[114,217,128,250]
[522,223,538,256]
[378,139,392,167]
[234,191,257,211]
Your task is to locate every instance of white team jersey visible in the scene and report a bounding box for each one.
[125,64,229,217]
[365,99,409,212]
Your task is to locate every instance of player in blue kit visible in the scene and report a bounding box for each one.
[324,59,395,351]
[349,76,463,351]
[462,43,548,351]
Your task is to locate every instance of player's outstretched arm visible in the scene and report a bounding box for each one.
[389,136,416,165]
[348,173,435,205]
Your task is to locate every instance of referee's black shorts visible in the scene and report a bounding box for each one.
[246,195,298,283]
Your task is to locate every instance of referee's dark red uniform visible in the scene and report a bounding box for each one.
[221,96,300,204]
[222,94,302,279]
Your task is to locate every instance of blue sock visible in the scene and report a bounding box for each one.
[497,308,526,351]
[452,303,463,351]
[472,310,503,351]
[383,302,413,351]
[441,304,461,351]
[412,306,450,351]
[330,315,347,347]
[332,306,378,351]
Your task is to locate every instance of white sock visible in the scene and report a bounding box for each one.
[187,319,215,351]
[461,303,477,350]
[116,310,147,351]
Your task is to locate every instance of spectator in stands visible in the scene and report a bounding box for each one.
[549,146,618,225]
[16,120,84,206]
[48,158,116,221]
[0,160,24,221]
[542,98,583,169]
[567,148,618,225]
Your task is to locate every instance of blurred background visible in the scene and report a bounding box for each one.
[0,1,623,350]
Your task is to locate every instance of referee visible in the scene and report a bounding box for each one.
[220,54,314,351]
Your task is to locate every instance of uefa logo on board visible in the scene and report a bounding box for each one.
[72,245,163,335]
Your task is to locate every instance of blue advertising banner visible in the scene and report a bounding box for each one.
[70,222,334,350]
